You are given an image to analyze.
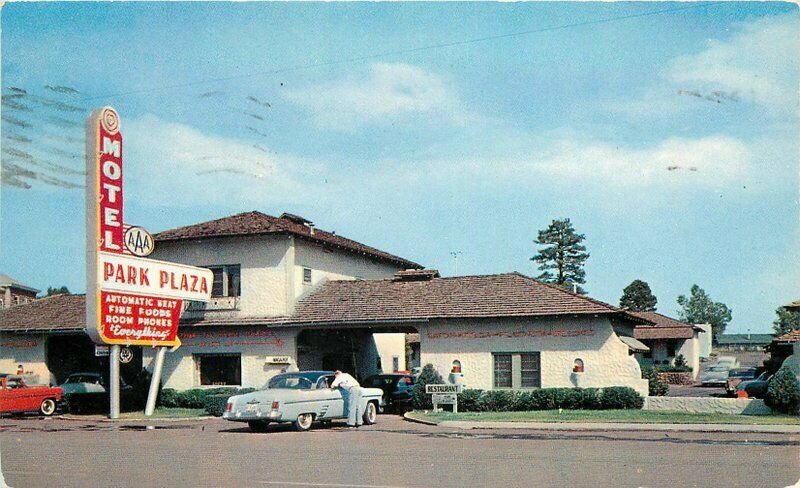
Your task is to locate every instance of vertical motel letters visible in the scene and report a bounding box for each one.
[99,129,124,253]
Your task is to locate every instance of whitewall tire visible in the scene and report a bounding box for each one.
[40,398,57,416]
[294,413,314,432]
[362,402,377,425]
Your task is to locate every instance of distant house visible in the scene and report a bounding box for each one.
[716,333,774,352]
[0,273,39,309]
[632,311,707,378]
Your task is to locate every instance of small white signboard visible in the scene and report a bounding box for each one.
[432,393,457,404]
[425,384,463,394]
[266,356,291,364]
[95,345,110,357]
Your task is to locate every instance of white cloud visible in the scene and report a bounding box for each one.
[667,14,800,114]
[284,62,461,129]
[123,114,318,208]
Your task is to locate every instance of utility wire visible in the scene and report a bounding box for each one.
[77,2,723,103]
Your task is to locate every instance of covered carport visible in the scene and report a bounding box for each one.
[295,324,419,381]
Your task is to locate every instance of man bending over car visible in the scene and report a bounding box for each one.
[330,370,362,428]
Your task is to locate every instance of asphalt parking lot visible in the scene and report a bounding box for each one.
[1,414,798,488]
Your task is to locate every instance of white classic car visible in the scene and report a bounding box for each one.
[223,371,384,432]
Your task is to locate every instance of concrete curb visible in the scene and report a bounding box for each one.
[438,420,800,434]
[403,412,439,426]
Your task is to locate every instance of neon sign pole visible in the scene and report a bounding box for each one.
[86,107,213,418]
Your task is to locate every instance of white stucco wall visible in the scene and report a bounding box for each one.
[418,317,649,396]
[0,332,50,385]
[677,334,700,379]
[372,333,406,373]
[143,326,298,390]
[292,239,405,301]
[696,324,712,358]
[152,235,293,318]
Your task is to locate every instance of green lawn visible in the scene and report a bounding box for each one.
[410,409,800,425]
[116,408,208,419]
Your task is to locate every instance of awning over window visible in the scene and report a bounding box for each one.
[619,335,650,352]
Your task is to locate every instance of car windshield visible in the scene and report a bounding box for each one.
[729,370,755,378]
[705,367,727,372]
[267,372,326,390]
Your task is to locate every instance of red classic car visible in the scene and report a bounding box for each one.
[0,374,63,416]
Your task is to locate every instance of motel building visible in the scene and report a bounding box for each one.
[0,211,650,395]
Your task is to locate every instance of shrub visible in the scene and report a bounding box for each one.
[411,364,445,410]
[765,368,800,415]
[673,354,687,369]
[458,389,484,412]
[480,390,517,412]
[158,387,255,410]
[642,367,669,396]
[204,394,232,417]
[599,387,644,409]
[158,388,179,408]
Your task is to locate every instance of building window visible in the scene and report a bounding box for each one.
[667,342,677,357]
[196,354,241,386]
[376,357,382,371]
[493,354,512,388]
[208,265,241,298]
[573,358,584,373]
[494,352,541,389]
[13,296,20,305]
[303,267,312,285]
[392,356,400,373]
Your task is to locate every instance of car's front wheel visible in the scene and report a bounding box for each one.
[248,420,271,433]
[39,398,57,416]
[362,402,377,425]
[294,413,314,432]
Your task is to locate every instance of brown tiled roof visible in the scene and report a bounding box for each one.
[632,311,697,340]
[290,272,650,325]
[784,300,800,311]
[0,294,85,332]
[774,329,800,344]
[153,211,422,269]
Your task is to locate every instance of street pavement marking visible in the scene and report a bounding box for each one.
[258,482,412,488]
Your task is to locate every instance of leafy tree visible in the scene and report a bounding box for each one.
[411,364,444,410]
[531,218,590,295]
[773,307,800,336]
[676,285,732,341]
[619,279,657,312]
[44,286,70,297]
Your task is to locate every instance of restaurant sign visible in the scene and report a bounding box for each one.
[85,107,212,347]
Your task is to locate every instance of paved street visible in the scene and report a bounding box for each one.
[1,415,798,488]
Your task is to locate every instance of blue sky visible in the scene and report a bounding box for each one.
[1,2,798,333]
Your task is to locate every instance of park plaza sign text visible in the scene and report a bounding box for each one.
[85,107,212,347]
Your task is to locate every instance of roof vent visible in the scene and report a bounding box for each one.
[279,213,313,226]
[393,269,440,282]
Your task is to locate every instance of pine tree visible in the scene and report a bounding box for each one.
[531,218,589,294]
[619,279,658,312]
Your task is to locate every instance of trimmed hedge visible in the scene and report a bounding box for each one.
[158,387,256,412]
[428,386,643,412]
[411,364,445,410]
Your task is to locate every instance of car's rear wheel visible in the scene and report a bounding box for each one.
[247,420,270,433]
[294,413,314,431]
[39,398,56,416]
[362,402,377,425]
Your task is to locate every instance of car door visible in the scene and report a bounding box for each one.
[315,375,344,418]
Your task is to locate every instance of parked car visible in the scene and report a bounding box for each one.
[0,374,63,416]
[736,372,773,399]
[58,372,134,413]
[363,373,415,413]
[725,368,759,396]
[699,365,732,386]
[223,371,384,432]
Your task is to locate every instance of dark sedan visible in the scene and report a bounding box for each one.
[736,372,773,399]
[362,374,415,413]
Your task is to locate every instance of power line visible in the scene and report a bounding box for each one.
[77,2,723,103]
